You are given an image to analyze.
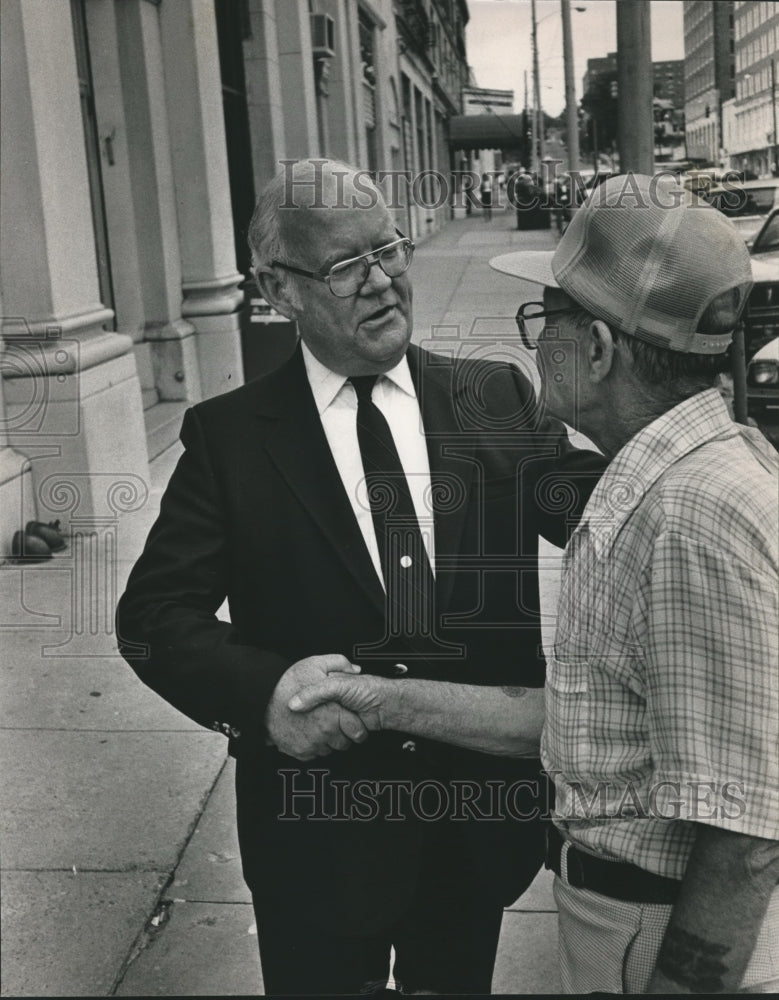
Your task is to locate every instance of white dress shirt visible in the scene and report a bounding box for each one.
[301,342,435,588]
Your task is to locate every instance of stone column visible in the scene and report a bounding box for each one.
[114,0,203,405]
[159,0,244,400]
[244,0,287,188]
[0,0,149,527]
[275,0,319,159]
[0,333,35,559]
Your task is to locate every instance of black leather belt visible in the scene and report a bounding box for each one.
[545,824,681,905]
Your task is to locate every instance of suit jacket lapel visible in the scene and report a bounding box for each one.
[254,345,475,616]
[407,345,476,610]
[254,347,386,614]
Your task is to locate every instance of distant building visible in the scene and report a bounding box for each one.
[582,52,618,97]
[584,53,684,106]
[721,0,779,177]
[683,0,735,165]
[653,60,685,107]
[581,52,685,165]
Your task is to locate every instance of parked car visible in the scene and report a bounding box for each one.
[705,177,779,245]
[745,207,779,360]
[679,168,726,196]
[746,337,779,416]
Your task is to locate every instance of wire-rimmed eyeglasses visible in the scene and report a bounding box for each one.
[515,302,577,350]
[272,232,415,298]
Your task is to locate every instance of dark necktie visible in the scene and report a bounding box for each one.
[350,375,434,640]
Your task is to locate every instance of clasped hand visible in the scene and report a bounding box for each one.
[264,654,383,761]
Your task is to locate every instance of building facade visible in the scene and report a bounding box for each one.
[0,0,469,558]
[581,52,686,167]
[683,0,735,165]
[721,0,779,177]
[653,59,685,106]
[394,0,470,237]
[584,53,684,106]
[582,52,618,97]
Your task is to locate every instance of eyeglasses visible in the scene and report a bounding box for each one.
[272,232,415,298]
[515,302,578,350]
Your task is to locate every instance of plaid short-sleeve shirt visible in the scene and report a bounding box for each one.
[541,389,779,879]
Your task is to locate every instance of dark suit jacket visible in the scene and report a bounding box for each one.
[117,344,604,933]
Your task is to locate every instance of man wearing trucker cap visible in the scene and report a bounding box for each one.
[294,172,778,993]
[489,172,779,992]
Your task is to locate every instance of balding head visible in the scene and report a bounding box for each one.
[248,159,388,274]
[247,158,413,377]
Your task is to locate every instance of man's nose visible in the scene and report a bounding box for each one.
[360,258,393,294]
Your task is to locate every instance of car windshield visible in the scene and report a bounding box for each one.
[752,214,779,254]
[712,186,777,218]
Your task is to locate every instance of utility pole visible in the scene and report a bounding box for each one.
[771,58,778,176]
[524,70,530,168]
[531,0,544,172]
[561,0,579,173]
[616,0,653,173]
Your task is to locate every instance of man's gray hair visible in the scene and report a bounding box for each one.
[248,169,287,273]
[572,287,741,403]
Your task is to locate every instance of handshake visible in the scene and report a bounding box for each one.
[264,653,544,762]
[264,653,390,761]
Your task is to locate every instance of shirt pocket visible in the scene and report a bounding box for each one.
[543,654,591,776]
[547,652,590,693]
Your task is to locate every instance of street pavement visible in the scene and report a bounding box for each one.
[0,205,574,997]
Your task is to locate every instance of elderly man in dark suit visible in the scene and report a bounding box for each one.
[117,158,604,996]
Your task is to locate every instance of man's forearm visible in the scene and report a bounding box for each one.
[379,678,543,757]
[648,825,779,993]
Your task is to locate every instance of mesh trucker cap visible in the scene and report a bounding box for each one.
[490,173,754,354]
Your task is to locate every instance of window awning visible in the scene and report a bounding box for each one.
[448,114,526,150]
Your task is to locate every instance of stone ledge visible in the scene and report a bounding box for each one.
[2,331,134,379]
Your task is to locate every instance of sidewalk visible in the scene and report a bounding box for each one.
[0,206,570,997]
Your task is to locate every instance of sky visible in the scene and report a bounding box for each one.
[465,0,685,117]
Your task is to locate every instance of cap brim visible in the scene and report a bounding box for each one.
[489,251,559,287]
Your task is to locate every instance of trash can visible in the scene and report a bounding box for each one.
[511,172,551,231]
[241,295,298,382]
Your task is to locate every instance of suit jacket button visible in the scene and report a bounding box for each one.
[401,739,417,752]
[211,721,221,731]
[393,663,409,676]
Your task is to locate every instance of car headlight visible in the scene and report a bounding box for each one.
[748,361,779,385]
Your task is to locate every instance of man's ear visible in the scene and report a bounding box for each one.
[586,320,616,382]
[254,266,299,321]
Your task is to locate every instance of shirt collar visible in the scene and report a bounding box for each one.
[301,341,416,414]
[579,388,743,559]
